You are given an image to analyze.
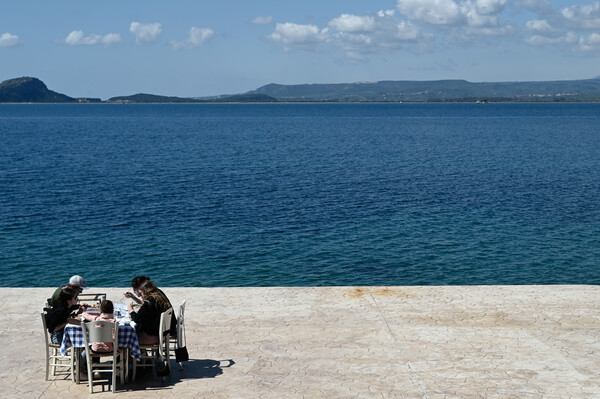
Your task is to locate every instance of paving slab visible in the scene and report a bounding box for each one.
[3,286,599,398]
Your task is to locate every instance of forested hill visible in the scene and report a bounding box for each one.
[0,77,76,103]
[247,77,600,102]
[3,76,600,103]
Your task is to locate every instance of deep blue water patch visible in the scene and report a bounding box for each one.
[1,103,599,287]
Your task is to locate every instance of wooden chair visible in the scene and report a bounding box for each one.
[41,312,74,381]
[132,308,173,382]
[78,293,107,306]
[169,300,187,368]
[81,320,125,393]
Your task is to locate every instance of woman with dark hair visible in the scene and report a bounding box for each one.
[128,280,175,344]
[44,287,82,344]
[123,276,150,304]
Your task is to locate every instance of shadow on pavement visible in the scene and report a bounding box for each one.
[125,358,235,391]
[177,358,235,379]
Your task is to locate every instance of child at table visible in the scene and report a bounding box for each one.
[80,300,116,379]
[82,300,116,352]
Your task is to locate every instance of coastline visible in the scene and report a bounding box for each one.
[10,285,600,398]
[2,100,600,104]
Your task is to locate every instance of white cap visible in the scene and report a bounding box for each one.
[68,275,88,289]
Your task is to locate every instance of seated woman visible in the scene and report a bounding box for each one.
[44,287,81,344]
[125,276,177,337]
[128,280,173,344]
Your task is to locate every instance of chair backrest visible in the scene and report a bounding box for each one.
[78,293,106,305]
[160,308,173,339]
[41,312,50,346]
[158,308,173,357]
[82,320,119,346]
[177,300,186,346]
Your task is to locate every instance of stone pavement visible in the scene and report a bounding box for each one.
[4,286,600,398]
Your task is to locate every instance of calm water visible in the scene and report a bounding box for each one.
[1,103,599,287]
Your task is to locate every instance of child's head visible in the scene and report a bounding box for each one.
[100,299,114,314]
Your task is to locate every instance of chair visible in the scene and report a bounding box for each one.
[170,300,187,368]
[132,308,172,382]
[81,320,125,393]
[78,293,107,306]
[41,312,74,381]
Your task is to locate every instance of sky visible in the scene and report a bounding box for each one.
[1,0,599,99]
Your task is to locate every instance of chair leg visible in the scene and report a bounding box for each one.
[119,354,124,385]
[132,358,136,383]
[112,358,117,393]
[75,348,80,385]
[70,349,75,383]
[45,348,50,381]
[123,349,128,383]
[50,347,56,377]
[87,361,93,394]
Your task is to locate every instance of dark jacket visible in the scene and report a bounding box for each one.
[44,303,71,333]
[130,296,177,337]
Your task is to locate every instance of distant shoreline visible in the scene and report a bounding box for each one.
[2,100,600,104]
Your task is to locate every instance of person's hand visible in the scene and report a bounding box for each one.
[128,303,134,313]
[124,291,134,298]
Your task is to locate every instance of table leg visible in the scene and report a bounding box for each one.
[75,347,80,384]
[125,348,129,382]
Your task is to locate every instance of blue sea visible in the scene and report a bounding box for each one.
[1,103,599,287]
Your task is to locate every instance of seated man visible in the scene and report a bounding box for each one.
[47,275,88,307]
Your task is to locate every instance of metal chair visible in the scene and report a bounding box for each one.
[81,320,124,393]
[41,312,74,381]
[132,308,173,382]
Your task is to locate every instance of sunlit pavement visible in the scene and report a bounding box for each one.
[8,286,600,398]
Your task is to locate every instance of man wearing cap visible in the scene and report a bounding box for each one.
[47,275,88,307]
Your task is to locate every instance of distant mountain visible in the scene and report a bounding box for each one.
[214,93,277,102]
[0,77,76,103]
[108,92,277,103]
[3,76,600,103]
[247,78,600,102]
[107,93,200,103]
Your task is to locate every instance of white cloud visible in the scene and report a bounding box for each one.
[0,32,20,47]
[130,22,162,44]
[527,30,600,52]
[267,11,431,59]
[526,31,577,46]
[525,19,554,34]
[267,23,330,51]
[512,0,554,17]
[561,1,600,29]
[250,16,273,25]
[397,0,465,26]
[171,27,214,50]
[474,0,507,15]
[328,14,377,33]
[577,32,600,51]
[396,0,511,36]
[64,30,121,46]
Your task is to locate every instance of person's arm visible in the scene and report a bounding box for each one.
[124,291,143,304]
[130,298,156,332]
[129,301,148,324]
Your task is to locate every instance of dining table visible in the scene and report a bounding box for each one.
[60,304,142,383]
